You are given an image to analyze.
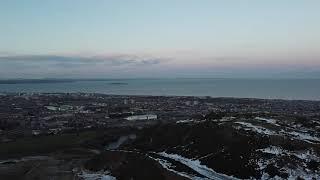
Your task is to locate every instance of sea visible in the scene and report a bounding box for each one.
[0,78,319,100]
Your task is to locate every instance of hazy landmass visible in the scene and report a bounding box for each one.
[0,79,129,85]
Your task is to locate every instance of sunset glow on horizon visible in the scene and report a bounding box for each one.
[0,0,319,78]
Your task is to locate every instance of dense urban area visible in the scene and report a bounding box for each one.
[0,93,320,179]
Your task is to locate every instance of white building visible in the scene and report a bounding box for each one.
[125,114,157,121]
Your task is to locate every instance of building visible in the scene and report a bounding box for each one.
[125,114,157,121]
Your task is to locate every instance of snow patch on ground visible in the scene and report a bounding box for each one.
[257,159,273,171]
[234,122,277,136]
[255,117,280,126]
[211,117,235,122]
[288,131,320,143]
[148,155,196,179]
[258,159,320,180]
[291,149,320,162]
[261,173,283,180]
[235,120,320,144]
[76,170,116,180]
[283,166,320,180]
[258,146,320,162]
[176,119,207,124]
[176,119,195,124]
[257,146,286,156]
[158,152,239,180]
[257,147,320,180]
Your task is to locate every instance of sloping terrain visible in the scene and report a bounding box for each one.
[88,116,320,179]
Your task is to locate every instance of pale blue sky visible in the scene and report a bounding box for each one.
[0,0,319,78]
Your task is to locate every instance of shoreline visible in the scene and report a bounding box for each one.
[1,92,319,102]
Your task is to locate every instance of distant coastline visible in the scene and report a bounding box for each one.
[0,78,319,101]
[0,79,129,85]
[0,79,76,84]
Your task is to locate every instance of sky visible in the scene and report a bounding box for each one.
[0,0,319,78]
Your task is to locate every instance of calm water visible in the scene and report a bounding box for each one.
[0,79,319,100]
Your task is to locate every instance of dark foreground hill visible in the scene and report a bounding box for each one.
[1,116,319,179]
